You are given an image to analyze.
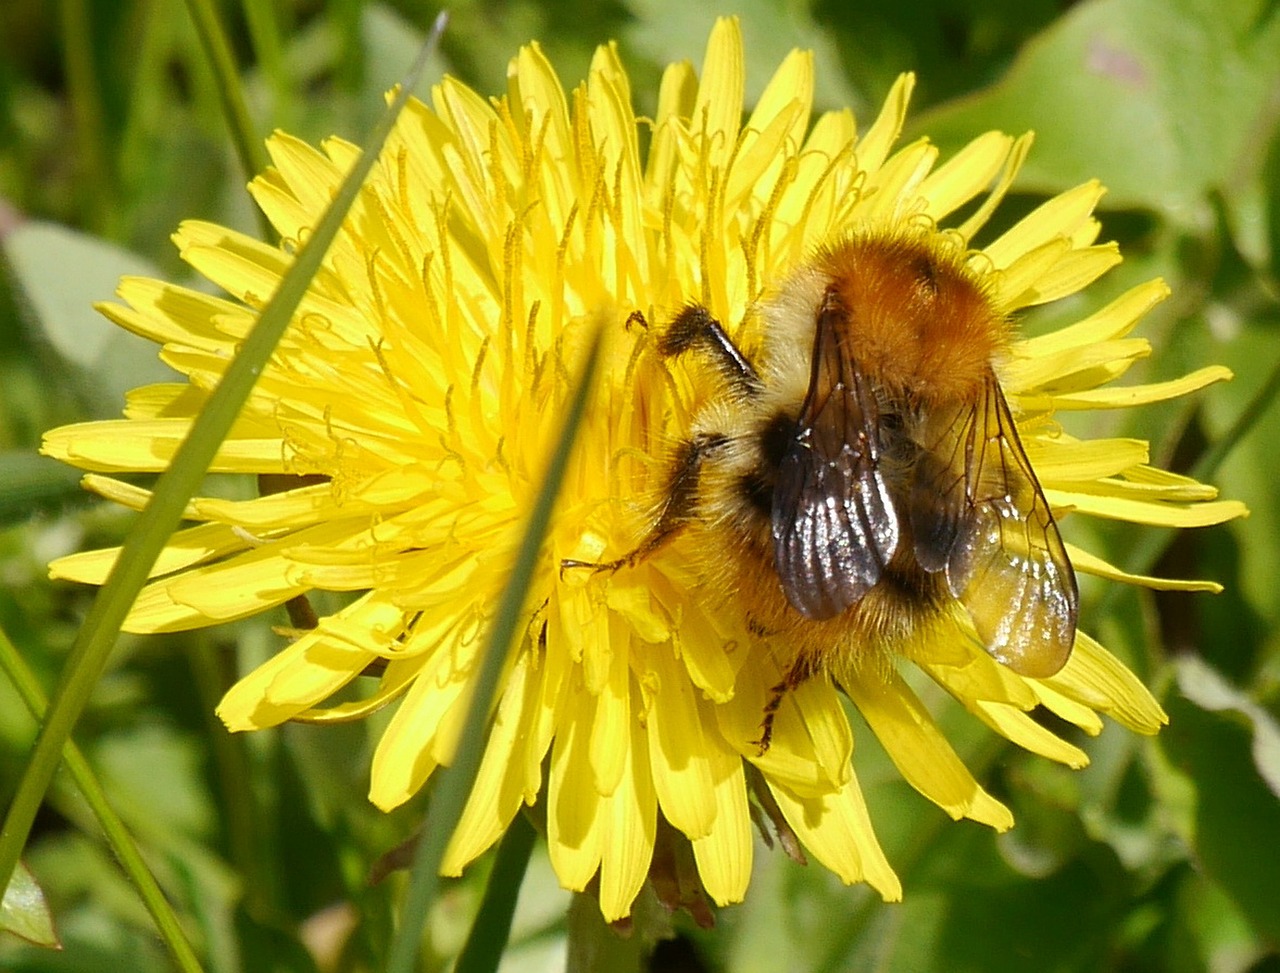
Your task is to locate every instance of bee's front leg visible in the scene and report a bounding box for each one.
[659,304,761,395]
[559,432,727,575]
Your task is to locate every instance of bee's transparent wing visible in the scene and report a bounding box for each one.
[910,373,1077,677]
[771,302,899,619]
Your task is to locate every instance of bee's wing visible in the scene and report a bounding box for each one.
[771,304,900,619]
[910,373,1077,677]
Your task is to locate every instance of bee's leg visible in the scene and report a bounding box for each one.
[659,304,761,396]
[753,657,814,754]
[754,684,786,754]
[560,431,726,574]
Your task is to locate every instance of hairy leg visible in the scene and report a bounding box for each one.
[560,431,727,573]
[660,304,761,395]
[753,655,816,753]
[561,304,760,575]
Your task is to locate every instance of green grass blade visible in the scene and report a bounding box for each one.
[59,0,114,234]
[240,0,292,125]
[182,0,273,239]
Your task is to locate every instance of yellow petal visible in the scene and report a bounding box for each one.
[644,60,698,207]
[694,18,746,172]
[41,417,283,473]
[714,658,842,796]
[1015,278,1170,358]
[292,658,418,724]
[216,593,396,730]
[1047,365,1234,410]
[730,45,813,211]
[606,575,672,645]
[510,42,572,163]
[923,651,1039,710]
[856,73,914,175]
[1023,437,1149,484]
[261,131,344,216]
[124,538,315,633]
[1009,242,1121,308]
[1002,338,1150,394]
[1066,543,1223,592]
[987,237,1069,310]
[766,771,902,901]
[441,653,531,873]
[102,276,249,346]
[643,644,718,839]
[973,701,1089,768]
[690,744,752,906]
[984,180,1105,270]
[955,132,1032,243]
[844,669,1011,828]
[547,685,604,891]
[668,595,737,702]
[50,521,247,586]
[1045,489,1247,528]
[589,624,632,796]
[526,621,572,802]
[598,713,657,922]
[123,383,205,419]
[860,139,937,226]
[368,646,471,810]
[1044,632,1167,734]
[917,131,1013,221]
[1030,681,1104,735]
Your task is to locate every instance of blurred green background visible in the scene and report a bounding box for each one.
[1,0,1278,970]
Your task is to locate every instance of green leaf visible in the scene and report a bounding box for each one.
[1160,660,1280,943]
[3,221,179,417]
[1,860,58,949]
[1174,656,1280,801]
[92,724,218,844]
[913,0,1280,217]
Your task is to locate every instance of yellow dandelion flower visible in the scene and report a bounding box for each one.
[42,18,1245,921]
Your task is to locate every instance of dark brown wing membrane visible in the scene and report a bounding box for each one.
[910,372,1077,677]
[771,300,900,619]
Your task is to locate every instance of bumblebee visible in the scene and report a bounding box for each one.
[579,229,1078,748]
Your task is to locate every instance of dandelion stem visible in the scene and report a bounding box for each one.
[565,891,648,973]
[454,815,537,973]
[239,0,293,127]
